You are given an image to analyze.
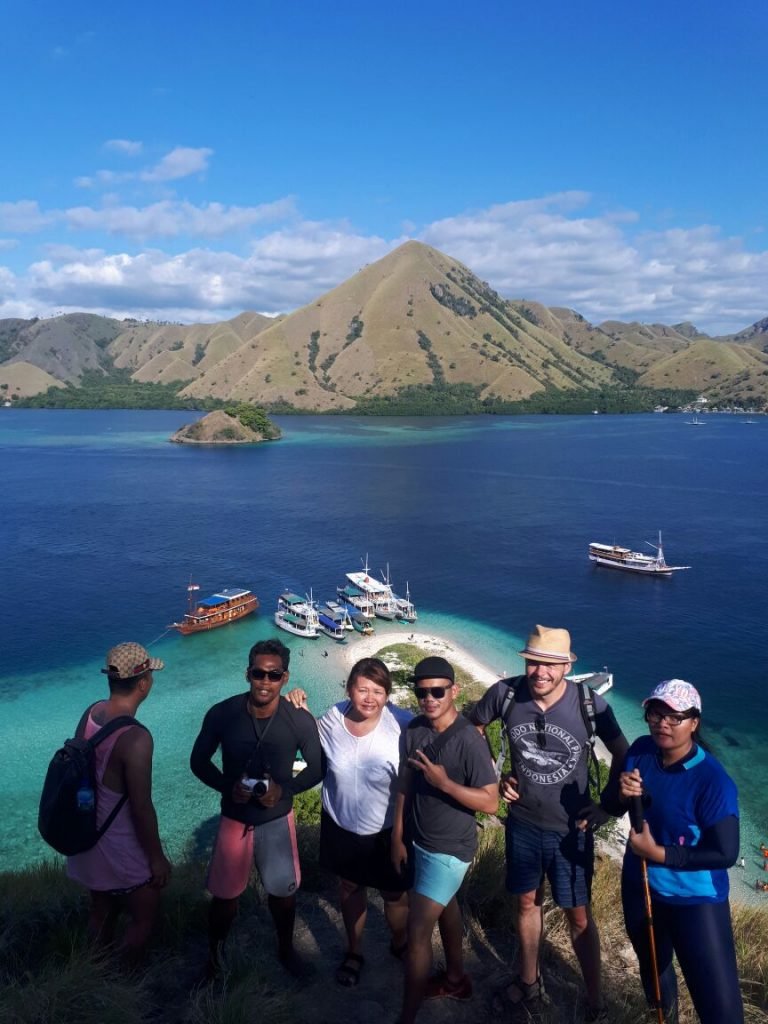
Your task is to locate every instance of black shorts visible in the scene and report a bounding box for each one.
[320,809,407,894]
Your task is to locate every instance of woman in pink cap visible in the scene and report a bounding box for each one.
[603,679,743,1023]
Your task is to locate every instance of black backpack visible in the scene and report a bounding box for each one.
[38,710,146,856]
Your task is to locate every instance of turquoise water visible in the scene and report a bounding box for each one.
[2,409,766,902]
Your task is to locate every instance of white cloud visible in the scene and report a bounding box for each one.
[140,146,213,183]
[20,223,393,318]
[104,139,143,156]
[0,201,53,233]
[74,144,213,189]
[1,192,766,333]
[421,197,768,332]
[63,197,297,239]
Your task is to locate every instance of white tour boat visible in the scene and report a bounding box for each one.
[588,532,690,577]
[393,581,417,623]
[345,570,397,619]
[274,590,320,638]
[567,668,613,697]
[336,583,376,619]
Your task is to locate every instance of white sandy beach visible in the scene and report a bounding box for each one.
[340,626,515,687]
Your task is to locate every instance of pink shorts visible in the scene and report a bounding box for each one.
[206,812,301,899]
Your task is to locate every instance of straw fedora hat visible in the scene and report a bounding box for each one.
[519,625,577,664]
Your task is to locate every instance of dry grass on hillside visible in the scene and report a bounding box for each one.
[2,824,767,1024]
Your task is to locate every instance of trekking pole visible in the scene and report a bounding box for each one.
[630,796,665,1024]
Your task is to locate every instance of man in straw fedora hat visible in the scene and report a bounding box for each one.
[469,625,628,1022]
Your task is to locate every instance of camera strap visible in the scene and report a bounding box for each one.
[245,696,280,773]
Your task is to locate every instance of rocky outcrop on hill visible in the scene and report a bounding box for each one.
[170,409,279,444]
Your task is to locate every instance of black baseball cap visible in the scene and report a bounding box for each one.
[411,656,455,684]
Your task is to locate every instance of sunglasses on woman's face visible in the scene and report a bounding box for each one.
[414,686,449,700]
[248,668,285,682]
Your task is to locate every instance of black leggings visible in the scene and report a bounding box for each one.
[622,875,743,1023]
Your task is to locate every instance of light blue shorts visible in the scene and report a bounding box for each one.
[412,842,470,906]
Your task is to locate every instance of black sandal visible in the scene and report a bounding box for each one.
[336,952,364,987]
[493,973,548,1009]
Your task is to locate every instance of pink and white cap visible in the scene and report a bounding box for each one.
[642,679,701,713]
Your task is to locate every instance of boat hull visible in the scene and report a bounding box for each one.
[274,611,319,638]
[589,555,674,577]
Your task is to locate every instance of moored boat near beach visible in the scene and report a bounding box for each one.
[344,573,396,619]
[345,559,398,619]
[336,583,375,619]
[274,590,320,638]
[324,600,354,629]
[318,602,351,642]
[567,667,613,696]
[588,532,690,576]
[393,582,417,622]
[169,585,259,635]
[348,607,375,635]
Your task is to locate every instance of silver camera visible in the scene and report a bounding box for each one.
[242,777,270,797]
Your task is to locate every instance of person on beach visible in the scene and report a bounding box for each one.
[189,638,323,978]
[468,625,628,1022]
[602,679,743,1024]
[392,656,498,1024]
[66,642,171,966]
[287,658,412,986]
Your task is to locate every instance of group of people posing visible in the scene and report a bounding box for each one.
[65,625,744,1023]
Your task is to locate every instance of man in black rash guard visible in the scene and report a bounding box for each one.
[190,638,322,978]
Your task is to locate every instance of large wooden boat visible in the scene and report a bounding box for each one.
[170,585,258,634]
[588,532,690,576]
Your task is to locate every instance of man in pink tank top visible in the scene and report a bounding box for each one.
[66,641,171,966]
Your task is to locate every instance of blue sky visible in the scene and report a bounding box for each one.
[1,0,766,332]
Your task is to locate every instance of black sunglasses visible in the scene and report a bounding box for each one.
[414,686,449,700]
[249,668,285,682]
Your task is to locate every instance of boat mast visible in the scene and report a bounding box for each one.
[656,531,665,568]
[186,575,200,616]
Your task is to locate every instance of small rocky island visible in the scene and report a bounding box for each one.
[170,407,281,445]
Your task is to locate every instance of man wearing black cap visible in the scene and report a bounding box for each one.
[469,625,627,1022]
[66,641,171,966]
[392,656,498,1024]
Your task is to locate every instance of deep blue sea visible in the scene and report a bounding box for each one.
[1,409,766,898]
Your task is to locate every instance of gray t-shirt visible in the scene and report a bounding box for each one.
[470,677,622,833]
[403,715,497,862]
